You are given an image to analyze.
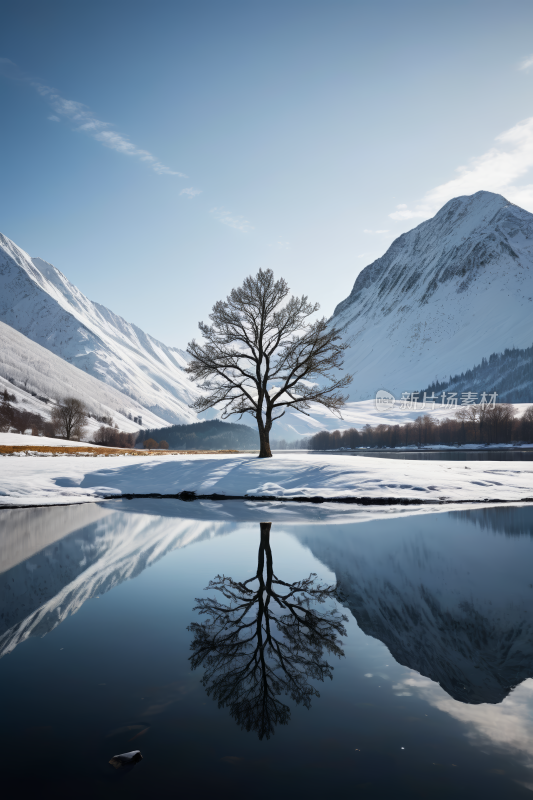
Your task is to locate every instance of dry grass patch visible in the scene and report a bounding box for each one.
[0,445,246,457]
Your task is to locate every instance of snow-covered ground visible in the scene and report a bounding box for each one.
[1,452,532,507]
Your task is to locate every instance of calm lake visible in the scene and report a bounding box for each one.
[1,500,533,799]
[306,449,533,461]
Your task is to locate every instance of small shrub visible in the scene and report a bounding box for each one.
[43,421,57,438]
[93,425,136,448]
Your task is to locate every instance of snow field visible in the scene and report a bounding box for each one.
[0,433,106,448]
[0,452,532,507]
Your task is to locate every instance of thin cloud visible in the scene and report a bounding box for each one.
[210,207,254,232]
[519,55,533,71]
[29,81,186,176]
[390,116,533,220]
[396,673,533,780]
[363,229,389,234]
[1,57,255,227]
[0,59,185,177]
[180,187,202,198]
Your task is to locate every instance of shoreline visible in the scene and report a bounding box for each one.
[2,492,533,511]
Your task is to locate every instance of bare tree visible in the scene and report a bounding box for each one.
[11,408,35,435]
[186,269,353,457]
[51,397,88,441]
[521,405,533,442]
[483,403,516,443]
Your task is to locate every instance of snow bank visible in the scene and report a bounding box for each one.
[0,433,105,448]
[1,453,532,507]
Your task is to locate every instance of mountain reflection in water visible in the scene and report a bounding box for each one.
[0,501,532,711]
[0,503,230,658]
[294,505,533,704]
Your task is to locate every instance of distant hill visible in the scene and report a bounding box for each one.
[138,419,259,450]
[421,343,533,403]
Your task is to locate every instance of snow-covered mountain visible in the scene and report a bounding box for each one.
[0,234,200,424]
[333,191,533,401]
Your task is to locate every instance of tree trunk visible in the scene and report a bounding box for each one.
[257,415,272,458]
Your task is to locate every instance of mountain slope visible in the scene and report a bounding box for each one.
[0,320,173,431]
[333,191,533,401]
[0,234,200,424]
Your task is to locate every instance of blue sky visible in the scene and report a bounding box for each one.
[2,0,533,346]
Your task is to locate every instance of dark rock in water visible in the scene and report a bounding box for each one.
[109,750,143,769]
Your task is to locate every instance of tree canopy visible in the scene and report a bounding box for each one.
[51,397,87,440]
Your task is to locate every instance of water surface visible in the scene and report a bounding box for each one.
[306,449,533,461]
[1,500,533,799]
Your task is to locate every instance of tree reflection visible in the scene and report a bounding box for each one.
[187,522,347,739]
